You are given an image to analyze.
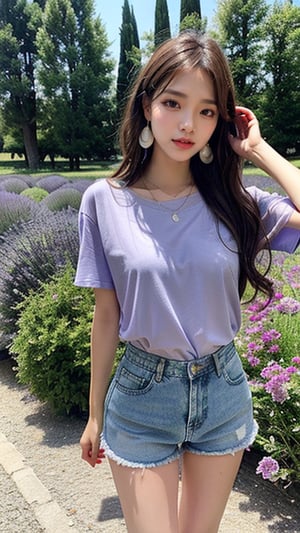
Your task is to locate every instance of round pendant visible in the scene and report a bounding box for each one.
[172,213,179,222]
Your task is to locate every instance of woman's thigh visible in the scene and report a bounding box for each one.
[179,450,244,533]
[109,458,180,533]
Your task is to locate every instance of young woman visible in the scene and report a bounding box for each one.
[75,31,300,533]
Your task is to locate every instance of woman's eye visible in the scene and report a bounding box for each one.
[201,109,216,117]
[164,100,179,109]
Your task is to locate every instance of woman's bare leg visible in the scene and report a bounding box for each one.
[179,450,244,533]
[109,458,180,533]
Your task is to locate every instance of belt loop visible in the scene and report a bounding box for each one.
[212,352,222,377]
[155,358,165,382]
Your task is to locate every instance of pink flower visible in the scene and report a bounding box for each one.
[256,456,279,480]
[245,325,263,334]
[261,329,281,343]
[275,297,300,314]
[274,292,283,300]
[247,355,261,367]
[267,344,280,353]
[247,341,262,352]
[292,357,300,365]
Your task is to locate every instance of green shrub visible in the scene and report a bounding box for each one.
[41,187,82,211]
[21,187,49,202]
[10,263,124,415]
[10,264,94,415]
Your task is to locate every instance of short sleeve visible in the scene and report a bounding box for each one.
[74,189,114,289]
[247,186,300,253]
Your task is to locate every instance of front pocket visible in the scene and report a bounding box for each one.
[222,353,246,386]
[115,364,155,396]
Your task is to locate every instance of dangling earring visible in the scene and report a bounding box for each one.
[139,122,154,149]
[199,144,213,164]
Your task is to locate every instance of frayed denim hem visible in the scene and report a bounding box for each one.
[184,420,259,457]
[101,436,181,469]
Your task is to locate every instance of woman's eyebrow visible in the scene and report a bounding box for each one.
[163,88,216,105]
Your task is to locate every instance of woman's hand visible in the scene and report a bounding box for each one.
[228,106,263,159]
[80,417,106,468]
[229,106,300,214]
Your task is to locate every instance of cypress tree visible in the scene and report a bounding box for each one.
[180,0,201,21]
[117,0,140,111]
[154,0,171,47]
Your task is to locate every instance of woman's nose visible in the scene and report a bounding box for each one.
[179,114,194,133]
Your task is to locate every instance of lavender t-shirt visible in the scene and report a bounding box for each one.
[75,179,299,360]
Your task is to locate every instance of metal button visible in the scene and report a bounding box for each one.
[190,362,204,376]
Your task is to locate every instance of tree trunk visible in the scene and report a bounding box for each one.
[22,122,40,170]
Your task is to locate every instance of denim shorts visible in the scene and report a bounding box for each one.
[101,341,258,468]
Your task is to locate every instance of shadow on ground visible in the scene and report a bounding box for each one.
[234,455,300,532]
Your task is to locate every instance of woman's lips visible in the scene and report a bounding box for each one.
[172,138,195,149]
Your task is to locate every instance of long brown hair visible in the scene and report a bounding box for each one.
[111,30,273,302]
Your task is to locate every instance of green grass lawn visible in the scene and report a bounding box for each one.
[0,153,118,180]
[0,153,299,180]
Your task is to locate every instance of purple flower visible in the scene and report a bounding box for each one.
[256,456,280,480]
[261,363,282,379]
[245,325,263,334]
[286,265,300,289]
[274,292,283,300]
[267,344,280,353]
[275,297,300,314]
[247,355,261,367]
[265,381,289,403]
[247,341,263,352]
[261,329,281,343]
[286,366,298,374]
[292,356,300,365]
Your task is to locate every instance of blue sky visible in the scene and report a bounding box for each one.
[94,0,300,60]
[94,0,217,59]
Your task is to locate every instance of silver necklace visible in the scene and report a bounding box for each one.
[143,178,194,222]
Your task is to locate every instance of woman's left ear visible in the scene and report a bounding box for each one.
[142,95,151,121]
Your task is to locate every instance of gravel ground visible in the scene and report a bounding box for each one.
[0,356,299,533]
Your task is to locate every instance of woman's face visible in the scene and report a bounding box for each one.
[144,68,219,163]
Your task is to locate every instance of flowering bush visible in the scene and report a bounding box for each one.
[0,209,79,343]
[35,174,69,192]
[0,191,49,235]
[0,176,29,194]
[236,252,300,487]
[41,187,82,211]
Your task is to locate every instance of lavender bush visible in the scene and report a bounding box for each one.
[236,251,300,488]
[0,191,49,235]
[41,187,82,211]
[0,176,29,194]
[60,179,94,193]
[35,174,69,192]
[0,209,79,343]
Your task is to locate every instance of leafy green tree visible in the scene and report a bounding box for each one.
[180,12,206,32]
[259,1,300,155]
[215,0,268,107]
[180,0,201,21]
[37,0,116,169]
[117,0,141,112]
[154,0,171,47]
[180,0,205,32]
[0,0,42,169]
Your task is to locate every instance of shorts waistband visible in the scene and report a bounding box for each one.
[126,342,235,382]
